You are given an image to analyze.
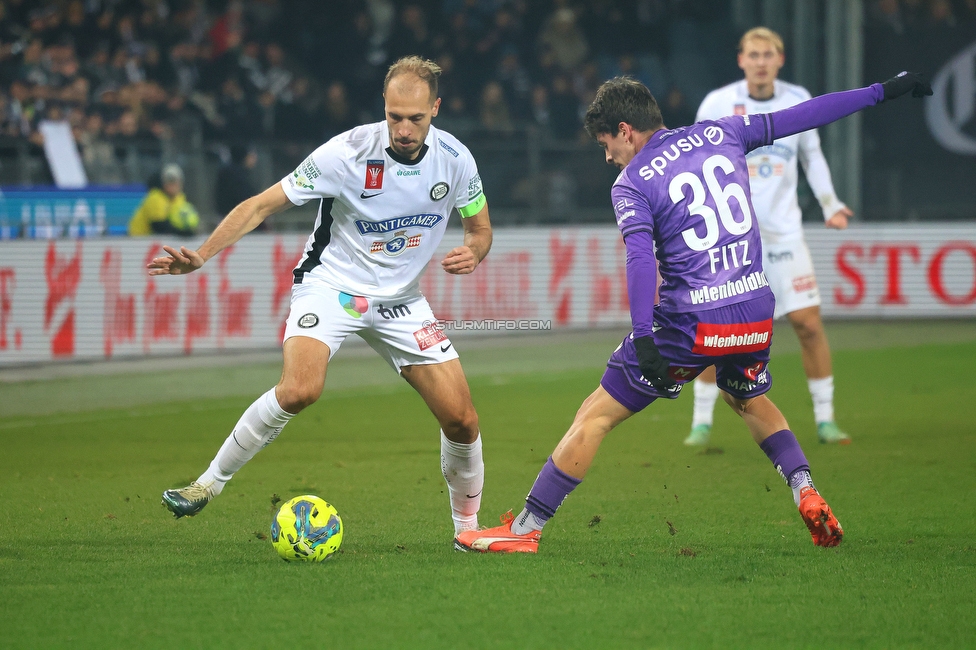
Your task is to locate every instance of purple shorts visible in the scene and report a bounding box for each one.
[601,293,776,413]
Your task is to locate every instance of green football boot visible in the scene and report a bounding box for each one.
[683,423,711,446]
[817,422,851,445]
[161,481,215,518]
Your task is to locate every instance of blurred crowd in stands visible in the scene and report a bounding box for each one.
[0,0,973,176]
[0,0,740,156]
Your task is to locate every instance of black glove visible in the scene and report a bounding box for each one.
[633,335,677,391]
[881,71,933,101]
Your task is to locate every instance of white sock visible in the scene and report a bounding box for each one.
[692,380,719,428]
[511,508,546,535]
[789,469,816,506]
[440,430,484,535]
[807,376,835,424]
[198,388,295,495]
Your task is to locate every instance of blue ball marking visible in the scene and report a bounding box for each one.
[289,500,339,549]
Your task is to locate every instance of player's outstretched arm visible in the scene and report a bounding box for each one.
[765,71,932,143]
[148,183,294,276]
[442,203,492,275]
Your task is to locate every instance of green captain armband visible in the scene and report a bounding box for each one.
[458,193,486,218]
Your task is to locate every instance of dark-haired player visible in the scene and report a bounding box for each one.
[455,72,931,553]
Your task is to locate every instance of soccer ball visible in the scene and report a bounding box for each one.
[270,495,343,562]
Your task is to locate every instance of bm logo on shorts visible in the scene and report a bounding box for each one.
[377,303,411,320]
[298,313,319,328]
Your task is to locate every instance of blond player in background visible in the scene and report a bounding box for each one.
[686,27,852,446]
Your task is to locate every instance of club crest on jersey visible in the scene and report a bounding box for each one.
[365,159,384,189]
[734,103,746,115]
[430,182,449,201]
[370,231,422,256]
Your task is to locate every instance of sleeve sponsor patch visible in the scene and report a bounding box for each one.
[613,197,635,224]
[467,173,483,200]
[290,155,322,190]
[298,155,321,181]
[438,138,459,157]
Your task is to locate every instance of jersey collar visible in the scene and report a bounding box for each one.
[382,122,435,166]
[386,143,429,165]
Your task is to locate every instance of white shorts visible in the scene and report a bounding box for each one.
[762,239,821,319]
[282,282,459,373]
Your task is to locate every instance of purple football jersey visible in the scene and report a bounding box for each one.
[601,83,885,408]
[612,115,774,319]
[615,84,884,339]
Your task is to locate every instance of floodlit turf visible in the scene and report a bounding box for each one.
[1,328,975,648]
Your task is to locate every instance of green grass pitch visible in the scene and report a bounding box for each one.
[1,323,975,649]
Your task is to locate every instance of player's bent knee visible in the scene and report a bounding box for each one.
[440,407,480,442]
[276,381,323,414]
[794,321,819,342]
[789,310,824,342]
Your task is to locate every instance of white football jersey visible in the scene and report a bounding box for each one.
[696,79,846,243]
[280,121,485,299]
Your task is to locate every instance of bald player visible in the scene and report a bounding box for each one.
[152,56,493,543]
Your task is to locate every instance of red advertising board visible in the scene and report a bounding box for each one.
[0,225,973,366]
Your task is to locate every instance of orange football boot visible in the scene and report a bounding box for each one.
[454,510,541,553]
[798,486,844,547]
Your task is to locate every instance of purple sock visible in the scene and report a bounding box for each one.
[524,457,582,523]
[759,429,810,484]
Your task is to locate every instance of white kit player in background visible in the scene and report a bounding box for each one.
[686,27,852,446]
[150,56,493,539]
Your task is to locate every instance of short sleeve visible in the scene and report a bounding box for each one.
[280,137,347,206]
[455,152,486,218]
